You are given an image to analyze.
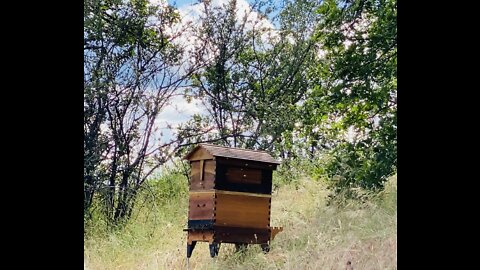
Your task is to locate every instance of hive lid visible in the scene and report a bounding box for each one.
[184,143,281,165]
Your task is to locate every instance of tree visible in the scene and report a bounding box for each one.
[302,0,397,190]
[84,0,197,225]
[176,0,319,157]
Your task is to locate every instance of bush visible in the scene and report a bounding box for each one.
[84,162,189,240]
[323,140,396,193]
[273,157,323,190]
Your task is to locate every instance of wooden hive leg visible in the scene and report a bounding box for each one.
[187,241,197,258]
[209,243,220,257]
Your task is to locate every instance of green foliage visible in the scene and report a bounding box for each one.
[324,136,396,191]
[85,163,189,240]
[273,157,320,189]
[177,0,397,195]
[84,0,188,226]
[146,164,189,203]
[299,0,397,192]
[84,1,397,266]
[178,0,316,154]
[85,0,397,240]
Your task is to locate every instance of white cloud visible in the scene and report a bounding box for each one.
[156,95,204,125]
[171,0,277,63]
[154,94,206,143]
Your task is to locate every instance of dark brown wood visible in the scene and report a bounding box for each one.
[188,192,215,220]
[215,192,270,228]
[216,165,272,194]
[188,230,214,244]
[225,167,262,184]
[214,226,270,244]
[216,157,278,170]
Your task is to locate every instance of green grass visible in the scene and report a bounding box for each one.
[84,173,397,270]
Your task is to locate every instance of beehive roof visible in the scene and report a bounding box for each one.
[184,143,281,164]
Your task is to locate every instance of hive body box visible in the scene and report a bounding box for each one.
[184,144,283,258]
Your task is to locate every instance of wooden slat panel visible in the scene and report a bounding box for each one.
[204,160,215,182]
[215,193,270,229]
[190,161,200,186]
[188,230,214,244]
[225,167,262,184]
[188,192,215,220]
[214,226,270,244]
[190,160,215,190]
[187,147,214,161]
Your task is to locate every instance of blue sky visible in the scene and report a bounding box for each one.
[168,0,197,7]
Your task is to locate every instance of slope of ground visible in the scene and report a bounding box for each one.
[84,175,396,269]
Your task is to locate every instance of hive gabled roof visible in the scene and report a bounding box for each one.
[184,143,281,164]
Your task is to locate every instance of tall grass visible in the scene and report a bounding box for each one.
[84,168,397,270]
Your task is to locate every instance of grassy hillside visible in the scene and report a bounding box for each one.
[84,172,396,270]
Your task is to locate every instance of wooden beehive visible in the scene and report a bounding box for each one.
[184,144,283,258]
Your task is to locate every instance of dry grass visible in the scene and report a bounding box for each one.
[84,175,396,270]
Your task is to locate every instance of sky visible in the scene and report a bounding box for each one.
[169,0,199,6]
